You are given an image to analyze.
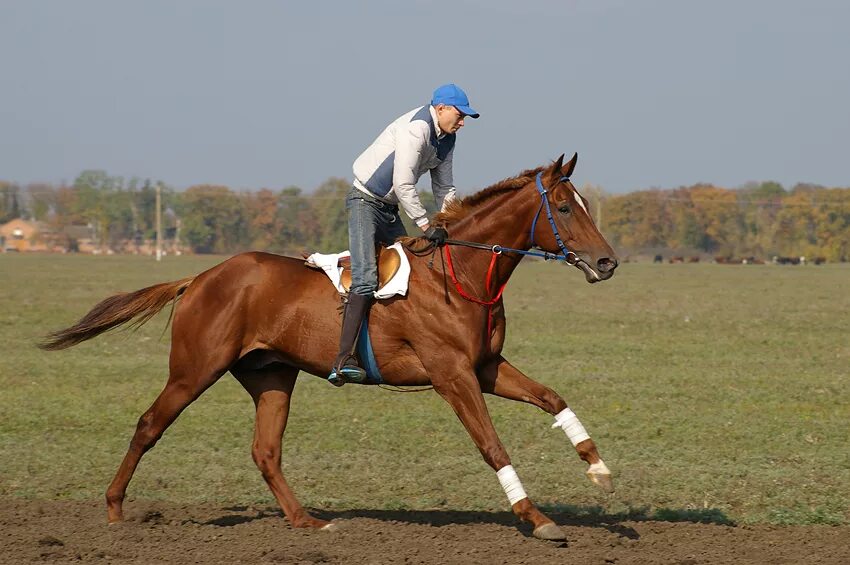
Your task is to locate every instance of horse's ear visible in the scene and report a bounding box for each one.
[562,152,578,178]
[546,154,565,182]
[553,153,565,171]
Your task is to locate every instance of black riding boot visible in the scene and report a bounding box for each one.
[328,292,373,387]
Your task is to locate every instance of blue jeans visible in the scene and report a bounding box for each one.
[346,186,408,296]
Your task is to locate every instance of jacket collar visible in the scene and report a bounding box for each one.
[429,105,446,139]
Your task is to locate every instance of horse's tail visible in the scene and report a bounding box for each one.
[38,277,195,351]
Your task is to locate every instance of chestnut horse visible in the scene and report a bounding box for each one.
[41,154,618,541]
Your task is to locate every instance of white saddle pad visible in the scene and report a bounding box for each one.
[305,242,411,299]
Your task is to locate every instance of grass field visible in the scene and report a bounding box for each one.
[1,254,848,526]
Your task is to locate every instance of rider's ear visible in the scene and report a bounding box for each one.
[561,152,578,179]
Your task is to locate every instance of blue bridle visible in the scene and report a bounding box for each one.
[441,170,581,265]
[527,171,579,264]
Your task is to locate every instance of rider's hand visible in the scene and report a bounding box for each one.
[424,226,448,247]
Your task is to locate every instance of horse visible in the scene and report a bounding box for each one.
[40,153,619,541]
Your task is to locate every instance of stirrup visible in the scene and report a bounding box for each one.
[327,362,367,387]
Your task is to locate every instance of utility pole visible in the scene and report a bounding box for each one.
[155,182,162,262]
[583,182,603,230]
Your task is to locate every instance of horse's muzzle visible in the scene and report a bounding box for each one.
[597,257,618,275]
[574,256,618,283]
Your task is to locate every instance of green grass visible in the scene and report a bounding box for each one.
[1,254,848,526]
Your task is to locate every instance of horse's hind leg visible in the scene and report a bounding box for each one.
[234,366,332,530]
[105,365,226,523]
[478,356,614,493]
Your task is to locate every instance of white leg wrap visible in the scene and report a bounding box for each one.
[552,408,590,446]
[496,465,528,506]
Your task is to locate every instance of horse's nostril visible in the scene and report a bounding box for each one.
[597,258,617,273]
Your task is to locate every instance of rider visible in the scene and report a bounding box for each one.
[328,83,480,386]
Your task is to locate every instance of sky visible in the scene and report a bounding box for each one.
[1,0,848,195]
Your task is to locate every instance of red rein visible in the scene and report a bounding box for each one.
[443,245,507,338]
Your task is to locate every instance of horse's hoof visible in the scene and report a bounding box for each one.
[320,522,338,532]
[532,522,566,541]
[586,460,615,493]
[586,470,615,493]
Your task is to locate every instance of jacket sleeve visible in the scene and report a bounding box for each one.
[392,122,430,228]
[430,148,457,212]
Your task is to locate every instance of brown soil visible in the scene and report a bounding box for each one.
[2,498,848,564]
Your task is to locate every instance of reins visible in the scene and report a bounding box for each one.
[443,245,506,307]
[442,172,579,264]
[426,172,580,338]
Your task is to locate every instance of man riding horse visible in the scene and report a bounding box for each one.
[329,84,480,385]
[41,107,620,541]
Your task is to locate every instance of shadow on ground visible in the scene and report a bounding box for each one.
[197,504,734,539]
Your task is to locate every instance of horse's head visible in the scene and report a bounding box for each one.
[529,153,618,283]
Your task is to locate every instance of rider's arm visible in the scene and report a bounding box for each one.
[431,148,457,212]
[392,123,431,230]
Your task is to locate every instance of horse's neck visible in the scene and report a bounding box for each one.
[445,187,538,290]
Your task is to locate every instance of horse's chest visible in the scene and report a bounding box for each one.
[486,304,507,357]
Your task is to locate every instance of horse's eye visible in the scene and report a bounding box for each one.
[558,204,571,214]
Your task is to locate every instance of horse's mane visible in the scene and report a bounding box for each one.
[397,165,545,250]
[433,165,545,225]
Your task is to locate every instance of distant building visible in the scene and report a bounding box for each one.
[1,217,183,255]
[56,224,97,253]
[0,218,98,253]
[0,218,49,252]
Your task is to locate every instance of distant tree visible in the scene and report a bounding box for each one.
[25,183,55,222]
[135,179,159,238]
[275,186,315,252]
[604,189,669,249]
[791,182,826,194]
[310,178,350,252]
[243,188,279,250]
[71,170,132,248]
[0,181,22,223]
[755,181,786,198]
[177,185,247,254]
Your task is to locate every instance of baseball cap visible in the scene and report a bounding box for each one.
[431,84,480,118]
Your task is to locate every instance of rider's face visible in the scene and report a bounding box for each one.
[436,104,466,134]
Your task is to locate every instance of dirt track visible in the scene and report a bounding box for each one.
[2,499,848,564]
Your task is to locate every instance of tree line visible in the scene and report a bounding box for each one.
[2,172,848,260]
[601,181,850,261]
[0,171,435,255]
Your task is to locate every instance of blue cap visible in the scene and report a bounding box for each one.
[431,84,480,118]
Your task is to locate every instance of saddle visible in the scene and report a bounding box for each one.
[304,246,403,293]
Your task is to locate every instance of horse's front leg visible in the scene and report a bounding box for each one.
[478,356,614,493]
[428,361,566,541]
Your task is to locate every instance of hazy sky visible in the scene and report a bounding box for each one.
[2,1,848,195]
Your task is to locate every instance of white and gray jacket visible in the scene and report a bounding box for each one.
[352,105,458,228]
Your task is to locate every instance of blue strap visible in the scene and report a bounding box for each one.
[356,317,384,384]
[444,172,579,264]
[531,172,576,264]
